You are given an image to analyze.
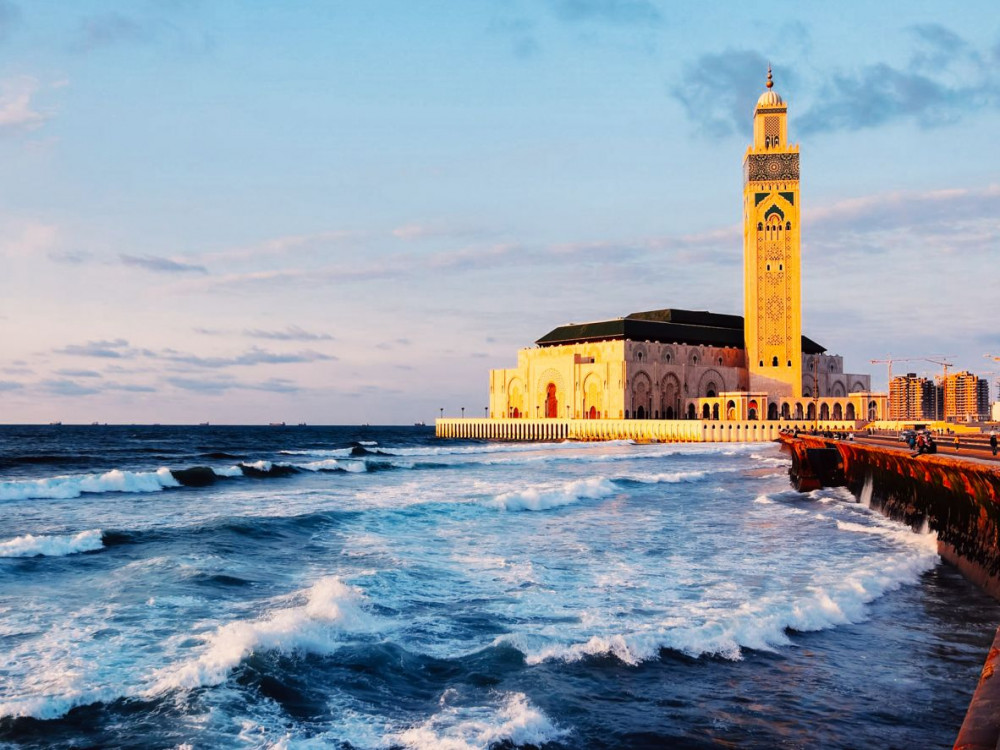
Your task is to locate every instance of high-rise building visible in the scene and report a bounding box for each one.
[889,373,937,421]
[943,371,990,422]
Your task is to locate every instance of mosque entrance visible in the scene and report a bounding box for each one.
[636,406,645,419]
[545,383,558,418]
[588,406,598,419]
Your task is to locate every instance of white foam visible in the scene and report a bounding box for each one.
[0,529,104,558]
[618,470,708,484]
[213,465,245,477]
[491,477,616,512]
[240,460,273,472]
[296,458,368,473]
[0,468,179,501]
[503,541,939,666]
[389,692,566,750]
[148,576,376,694]
[279,448,354,457]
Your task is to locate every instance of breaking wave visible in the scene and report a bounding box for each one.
[0,529,104,558]
[0,468,179,501]
[148,576,378,694]
[491,477,617,511]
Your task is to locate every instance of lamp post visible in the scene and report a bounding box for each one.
[536,405,539,419]
[439,407,443,419]
[484,406,488,418]
[461,406,465,418]
[566,404,570,421]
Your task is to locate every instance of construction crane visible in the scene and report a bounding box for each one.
[870,356,925,384]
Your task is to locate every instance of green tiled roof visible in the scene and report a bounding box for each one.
[534,308,826,354]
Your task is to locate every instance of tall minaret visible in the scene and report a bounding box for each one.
[743,66,802,398]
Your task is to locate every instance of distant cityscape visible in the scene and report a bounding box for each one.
[888,365,998,423]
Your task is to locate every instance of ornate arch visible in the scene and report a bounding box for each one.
[506,376,524,418]
[583,373,603,420]
[831,381,846,398]
[536,368,565,419]
[696,368,726,398]
[660,373,681,420]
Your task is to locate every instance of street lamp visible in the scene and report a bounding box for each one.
[461,406,465,418]
[566,404,570,420]
[439,407,443,419]
[484,406,488,418]
[536,405,539,419]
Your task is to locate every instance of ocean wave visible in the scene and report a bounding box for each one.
[148,576,378,694]
[491,477,616,512]
[499,544,939,666]
[617,469,709,484]
[0,529,104,558]
[0,468,179,501]
[388,692,567,750]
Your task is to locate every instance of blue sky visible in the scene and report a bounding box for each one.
[1,0,999,424]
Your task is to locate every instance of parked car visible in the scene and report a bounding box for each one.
[898,430,916,443]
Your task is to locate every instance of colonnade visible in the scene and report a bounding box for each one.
[435,418,858,442]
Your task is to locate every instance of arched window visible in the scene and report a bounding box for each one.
[772,356,779,367]
[637,351,643,362]
[786,221,791,230]
[718,357,723,365]
[768,403,778,420]
[702,404,711,419]
[712,403,719,420]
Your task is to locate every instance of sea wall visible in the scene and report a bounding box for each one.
[436,418,856,442]
[780,435,1000,598]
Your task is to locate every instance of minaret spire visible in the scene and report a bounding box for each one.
[766,64,773,89]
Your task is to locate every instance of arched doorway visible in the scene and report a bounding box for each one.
[588,405,598,419]
[636,405,646,419]
[794,403,803,420]
[687,404,696,419]
[702,404,711,419]
[545,383,558,418]
[748,400,759,420]
[807,403,816,420]
[846,403,856,420]
[868,401,878,421]
[781,403,790,419]
[712,404,719,420]
[820,403,830,421]
[511,407,520,418]
[768,403,779,420]
[833,403,843,420]
[726,400,737,420]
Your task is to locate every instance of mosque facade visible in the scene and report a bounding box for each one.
[486,69,886,426]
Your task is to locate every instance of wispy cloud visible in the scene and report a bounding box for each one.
[0,380,23,391]
[74,12,150,52]
[120,254,208,274]
[54,368,102,378]
[244,325,334,342]
[0,220,58,257]
[157,346,335,368]
[56,339,136,359]
[0,76,51,133]
[40,379,101,397]
[165,375,300,394]
[547,0,662,25]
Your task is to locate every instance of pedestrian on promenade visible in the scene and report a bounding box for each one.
[991,432,998,457]
[954,435,961,452]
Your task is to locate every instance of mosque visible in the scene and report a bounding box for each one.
[485,69,886,427]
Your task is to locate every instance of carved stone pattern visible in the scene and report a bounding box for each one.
[745,153,799,183]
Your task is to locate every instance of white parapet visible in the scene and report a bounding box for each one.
[434,418,858,442]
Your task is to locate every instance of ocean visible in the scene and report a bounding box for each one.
[0,424,997,749]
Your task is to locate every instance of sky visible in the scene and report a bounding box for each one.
[1,0,999,425]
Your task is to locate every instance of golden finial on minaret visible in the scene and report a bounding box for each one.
[766,64,773,89]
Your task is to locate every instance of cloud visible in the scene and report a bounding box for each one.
[0,380,23,391]
[376,338,412,351]
[547,0,662,25]
[244,325,334,342]
[0,76,50,133]
[105,382,156,393]
[0,220,57,258]
[48,250,93,264]
[73,12,150,52]
[120,254,208,274]
[54,369,102,378]
[672,49,771,137]
[676,28,1000,138]
[156,346,335,368]
[40,379,102,397]
[0,1,20,42]
[165,375,300,394]
[56,339,135,359]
